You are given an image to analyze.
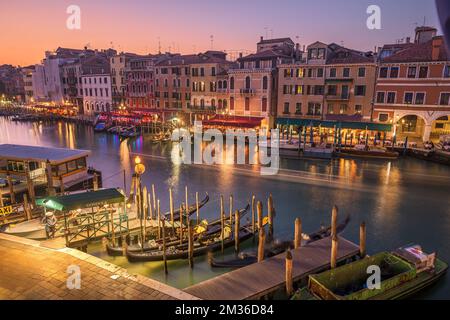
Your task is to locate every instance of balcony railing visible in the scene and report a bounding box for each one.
[325,93,350,101]
[240,88,255,95]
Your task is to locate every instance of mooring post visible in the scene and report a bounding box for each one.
[169,188,174,233]
[152,184,156,215]
[286,249,293,296]
[257,201,263,230]
[148,192,153,221]
[185,186,189,216]
[110,209,116,247]
[23,194,31,221]
[294,218,302,249]
[258,227,266,262]
[157,199,161,240]
[162,216,168,274]
[234,210,240,253]
[229,194,233,225]
[179,203,184,246]
[268,194,274,239]
[122,236,128,255]
[331,235,338,269]
[7,174,16,203]
[251,195,256,235]
[220,195,225,253]
[0,186,3,207]
[331,205,338,237]
[360,222,366,258]
[93,173,99,191]
[188,226,194,268]
[196,192,200,226]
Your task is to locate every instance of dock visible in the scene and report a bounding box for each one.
[184,236,359,300]
[0,233,198,300]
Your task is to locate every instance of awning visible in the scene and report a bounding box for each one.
[203,115,263,128]
[276,118,392,131]
[36,188,125,211]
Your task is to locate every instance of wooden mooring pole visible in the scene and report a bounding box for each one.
[162,216,168,274]
[148,192,153,221]
[331,205,338,237]
[294,218,302,249]
[179,203,184,246]
[251,195,256,236]
[257,227,266,262]
[257,201,263,230]
[286,249,293,296]
[234,210,240,253]
[196,192,199,226]
[220,195,225,253]
[185,186,189,215]
[7,174,16,204]
[169,188,174,233]
[360,222,366,258]
[152,184,156,215]
[188,226,194,268]
[157,199,161,240]
[229,195,233,225]
[331,235,338,269]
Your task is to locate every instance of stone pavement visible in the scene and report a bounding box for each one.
[0,234,198,300]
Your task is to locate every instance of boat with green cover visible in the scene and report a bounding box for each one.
[292,244,447,300]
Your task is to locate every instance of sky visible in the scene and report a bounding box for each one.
[0,0,443,66]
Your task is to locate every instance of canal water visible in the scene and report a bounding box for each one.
[1,118,450,299]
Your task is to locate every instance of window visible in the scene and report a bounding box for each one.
[329,68,336,78]
[444,65,450,78]
[262,98,267,112]
[404,92,414,104]
[379,113,389,122]
[376,92,385,103]
[407,66,417,78]
[295,103,302,114]
[307,103,322,115]
[327,104,334,114]
[295,85,303,95]
[230,77,234,90]
[387,92,396,103]
[317,68,324,78]
[200,68,205,76]
[390,67,399,78]
[230,97,234,110]
[355,85,366,96]
[418,66,428,78]
[415,93,425,105]
[343,68,350,78]
[245,76,251,89]
[339,104,348,114]
[245,97,250,111]
[327,85,337,96]
[355,105,362,114]
[440,93,450,105]
[358,67,366,77]
[317,48,326,59]
[283,102,290,114]
[262,76,268,90]
[211,67,216,76]
[379,67,388,78]
[296,68,305,78]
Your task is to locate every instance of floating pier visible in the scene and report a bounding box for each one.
[184,236,359,300]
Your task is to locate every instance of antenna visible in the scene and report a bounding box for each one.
[270,29,273,39]
[210,35,214,50]
[264,27,268,39]
[423,16,426,26]
[158,37,161,54]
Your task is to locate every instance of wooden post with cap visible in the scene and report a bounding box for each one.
[331,234,338,269]
[169,188,174,233]
[234,209,240,253]
[360,222,366,258]
[188,225,194,268]
[331,205,338,237]
[257,201,263,230]
[286,249,293,296]
[258,227,266,262]
[220,195,225,253]
[161,215,168,274]
[294,218,302,249]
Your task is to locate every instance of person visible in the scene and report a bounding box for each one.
[42,211,57,239]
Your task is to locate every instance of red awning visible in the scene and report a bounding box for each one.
[202,115,263,128]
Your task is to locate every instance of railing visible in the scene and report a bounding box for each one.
[240,88,255,95]
[325,93,350,101]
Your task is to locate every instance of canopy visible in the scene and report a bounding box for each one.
[276,118,392,132]
[36,188,125,211]
[203,115,263,128]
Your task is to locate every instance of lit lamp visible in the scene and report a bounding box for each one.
[134,156,146,249]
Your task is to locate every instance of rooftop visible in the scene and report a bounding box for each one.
[381,37,449,63]
[0,144,90,164]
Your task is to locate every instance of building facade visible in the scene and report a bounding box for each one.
[110,53,135,109]
[124,55,156,110]
[81,55,112,115]
[373,27,450,142]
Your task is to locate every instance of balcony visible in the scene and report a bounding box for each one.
[240,88,255,96]
[325,93,350,101]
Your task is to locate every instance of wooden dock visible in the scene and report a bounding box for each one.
[184,236,359,300]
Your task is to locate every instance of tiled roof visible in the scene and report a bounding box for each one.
[258,37,294,45]
[239,47,293,62]
[156,52,230,66]
[327,43,374,64]
[381,38,449,63]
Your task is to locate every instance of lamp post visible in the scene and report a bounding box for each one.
[134,156,146,249]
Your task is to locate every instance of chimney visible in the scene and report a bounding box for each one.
[415,26,437,44]
[239,52,243,59]
[260,36,264,42]
[432,36,444,61]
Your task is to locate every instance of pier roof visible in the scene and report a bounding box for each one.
[0,144,90,164]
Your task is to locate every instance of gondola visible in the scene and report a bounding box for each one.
[126,222,255,263]
[105,203,249,256]
[209,214,351,269]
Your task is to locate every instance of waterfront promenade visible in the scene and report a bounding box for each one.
[0,233,197,300]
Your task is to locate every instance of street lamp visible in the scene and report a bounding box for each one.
[134,156,146,249]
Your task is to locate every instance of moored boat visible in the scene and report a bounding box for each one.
[292,244,448,300]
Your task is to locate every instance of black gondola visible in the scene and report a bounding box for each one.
[209,214,351,269]
[105,203,249,256]
[126,222,255,263]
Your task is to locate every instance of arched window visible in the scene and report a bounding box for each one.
[218,81,223,89]
[193,98,198,107]
[245,76,251,89]
[223,80,228,89]
[223,99,228,109]
[230,77,234,90]
[218,99,223,109]
[200,99,205,108]
[230,97,234,110]
[262,76,268,90]
[211,99,216,108]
